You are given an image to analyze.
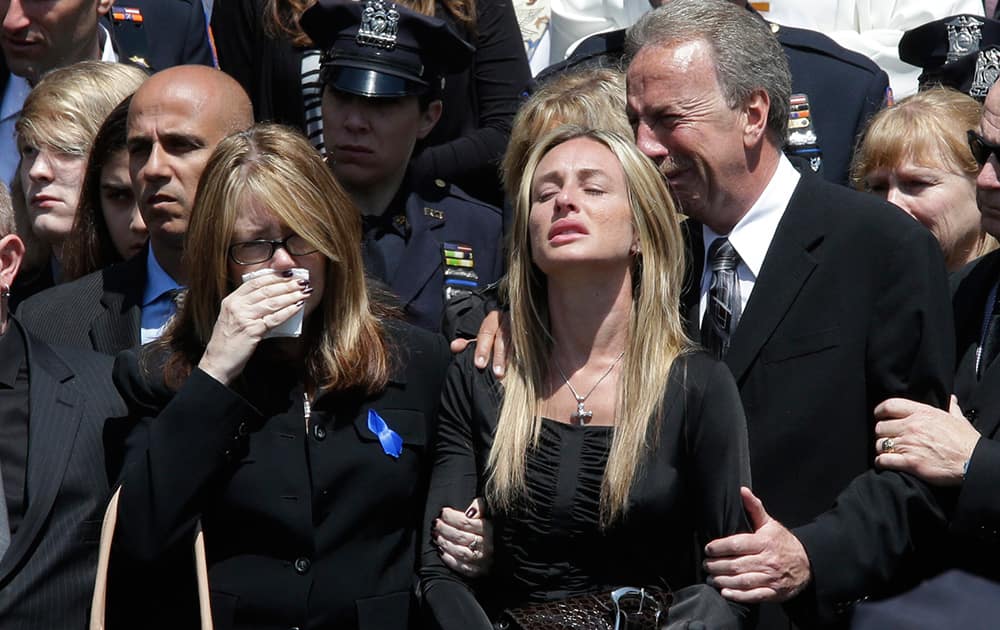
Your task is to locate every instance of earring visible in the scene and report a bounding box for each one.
[0,284,9,298]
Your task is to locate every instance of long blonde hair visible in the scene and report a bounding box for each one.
[487,126,693,527]
[156,124,393,394]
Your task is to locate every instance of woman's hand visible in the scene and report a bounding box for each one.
[198,270,311,385]
[433,498,494,578]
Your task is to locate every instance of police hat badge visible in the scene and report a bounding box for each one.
[357,0,400,50]
[947,16,984,63]
[972,47,1000,98]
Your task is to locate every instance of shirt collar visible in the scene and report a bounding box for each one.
[142,247,183,307]
[0,320,27,387]
[99,24,118,62]
[1,73,30,123]
[702,154,800,278]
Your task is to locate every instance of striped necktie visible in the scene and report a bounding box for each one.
[701,237,742,359]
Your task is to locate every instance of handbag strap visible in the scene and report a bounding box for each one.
[89,486,214,630]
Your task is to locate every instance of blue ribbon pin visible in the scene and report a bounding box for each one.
[367,409,403,459]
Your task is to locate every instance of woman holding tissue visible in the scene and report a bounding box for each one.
[106,124,450,630]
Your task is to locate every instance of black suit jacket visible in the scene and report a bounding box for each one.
[682,172,954,627]
[105,320,450,630]
[942,251,1000,578]
[0,318,125,629]
[17,253,145,355]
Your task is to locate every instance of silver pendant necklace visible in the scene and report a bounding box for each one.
[552,351,625,424]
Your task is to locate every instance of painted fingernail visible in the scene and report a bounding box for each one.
[302,287,314,295]
[298,279,310,287]
[281,270,294,277]
[295,300,305,307]
[465,506,478,518]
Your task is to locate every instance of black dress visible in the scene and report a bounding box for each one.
[420,349,753,628]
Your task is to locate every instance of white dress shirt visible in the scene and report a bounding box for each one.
[699,155,801,325]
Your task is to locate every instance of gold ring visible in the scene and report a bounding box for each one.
[469,536,479,552]
[880,437,895,453]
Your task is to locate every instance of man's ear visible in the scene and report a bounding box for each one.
[742,88,771,148]
[97,0,115,18]
[0,234,25,291]
[416,100,444,140]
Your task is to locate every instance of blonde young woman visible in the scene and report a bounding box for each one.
[420,126,752,628]
[12,61,147,304]
[107,125,449,629]
[852,87,997,271]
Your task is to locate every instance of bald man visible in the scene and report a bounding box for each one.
[17,65,254,354]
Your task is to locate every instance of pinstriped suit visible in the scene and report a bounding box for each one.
[0,318,126,629]
[16,252,145,355]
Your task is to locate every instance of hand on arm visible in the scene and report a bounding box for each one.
[449,309,510,378]
[704,487,812,603]
[433,498,494,578]
[198,271,310,385]
[874,395,981,486]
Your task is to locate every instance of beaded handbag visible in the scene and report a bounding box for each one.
[497,586,672,630]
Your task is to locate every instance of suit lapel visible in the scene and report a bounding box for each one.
[724,178,822,382]
[91,254,145,352]
[0,325,82,583]
[681,218,705,341]
[952,251,1000,400]
[390,200,445,307]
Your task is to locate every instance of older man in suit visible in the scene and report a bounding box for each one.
[0,0,215,184]
[622,1,953,628]
[843,77,1000,629]
[16,65,253,354]
[0,182,126,628]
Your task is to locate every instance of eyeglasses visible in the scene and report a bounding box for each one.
[228,234,318,265]
[610,587,664,630]
[968,129,1000,167]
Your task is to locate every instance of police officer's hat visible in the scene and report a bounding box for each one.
[300,0,474,98]
[900,14,1000,97]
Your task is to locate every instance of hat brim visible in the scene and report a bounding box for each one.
[323,64,428,98]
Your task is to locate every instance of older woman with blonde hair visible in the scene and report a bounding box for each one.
[106,124,450,629]
[501,67,631,203]
[11,60,146,304]
[421,126,752,628]
[852,87,996,271]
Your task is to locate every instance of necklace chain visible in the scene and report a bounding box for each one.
[552,351,625,424]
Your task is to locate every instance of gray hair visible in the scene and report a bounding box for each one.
[626,0,791,144]
[0,183,12,238]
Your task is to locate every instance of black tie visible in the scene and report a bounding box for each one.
[701,237,742,360]
[980,289,1000,378]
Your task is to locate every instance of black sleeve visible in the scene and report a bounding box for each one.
[685,356,754,623]
[211,0,261,106]
[108,350,263,562]
[419,350,494,630]
[791,224,955,624]
[180,0,215,67]
[409,0,531,190]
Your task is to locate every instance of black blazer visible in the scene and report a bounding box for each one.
[942,250,1000,579]
[681,172,954,627]
[420,350,753,628]
[105,320,450,630]
[0,318,125,629]
[16,252,145,355]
